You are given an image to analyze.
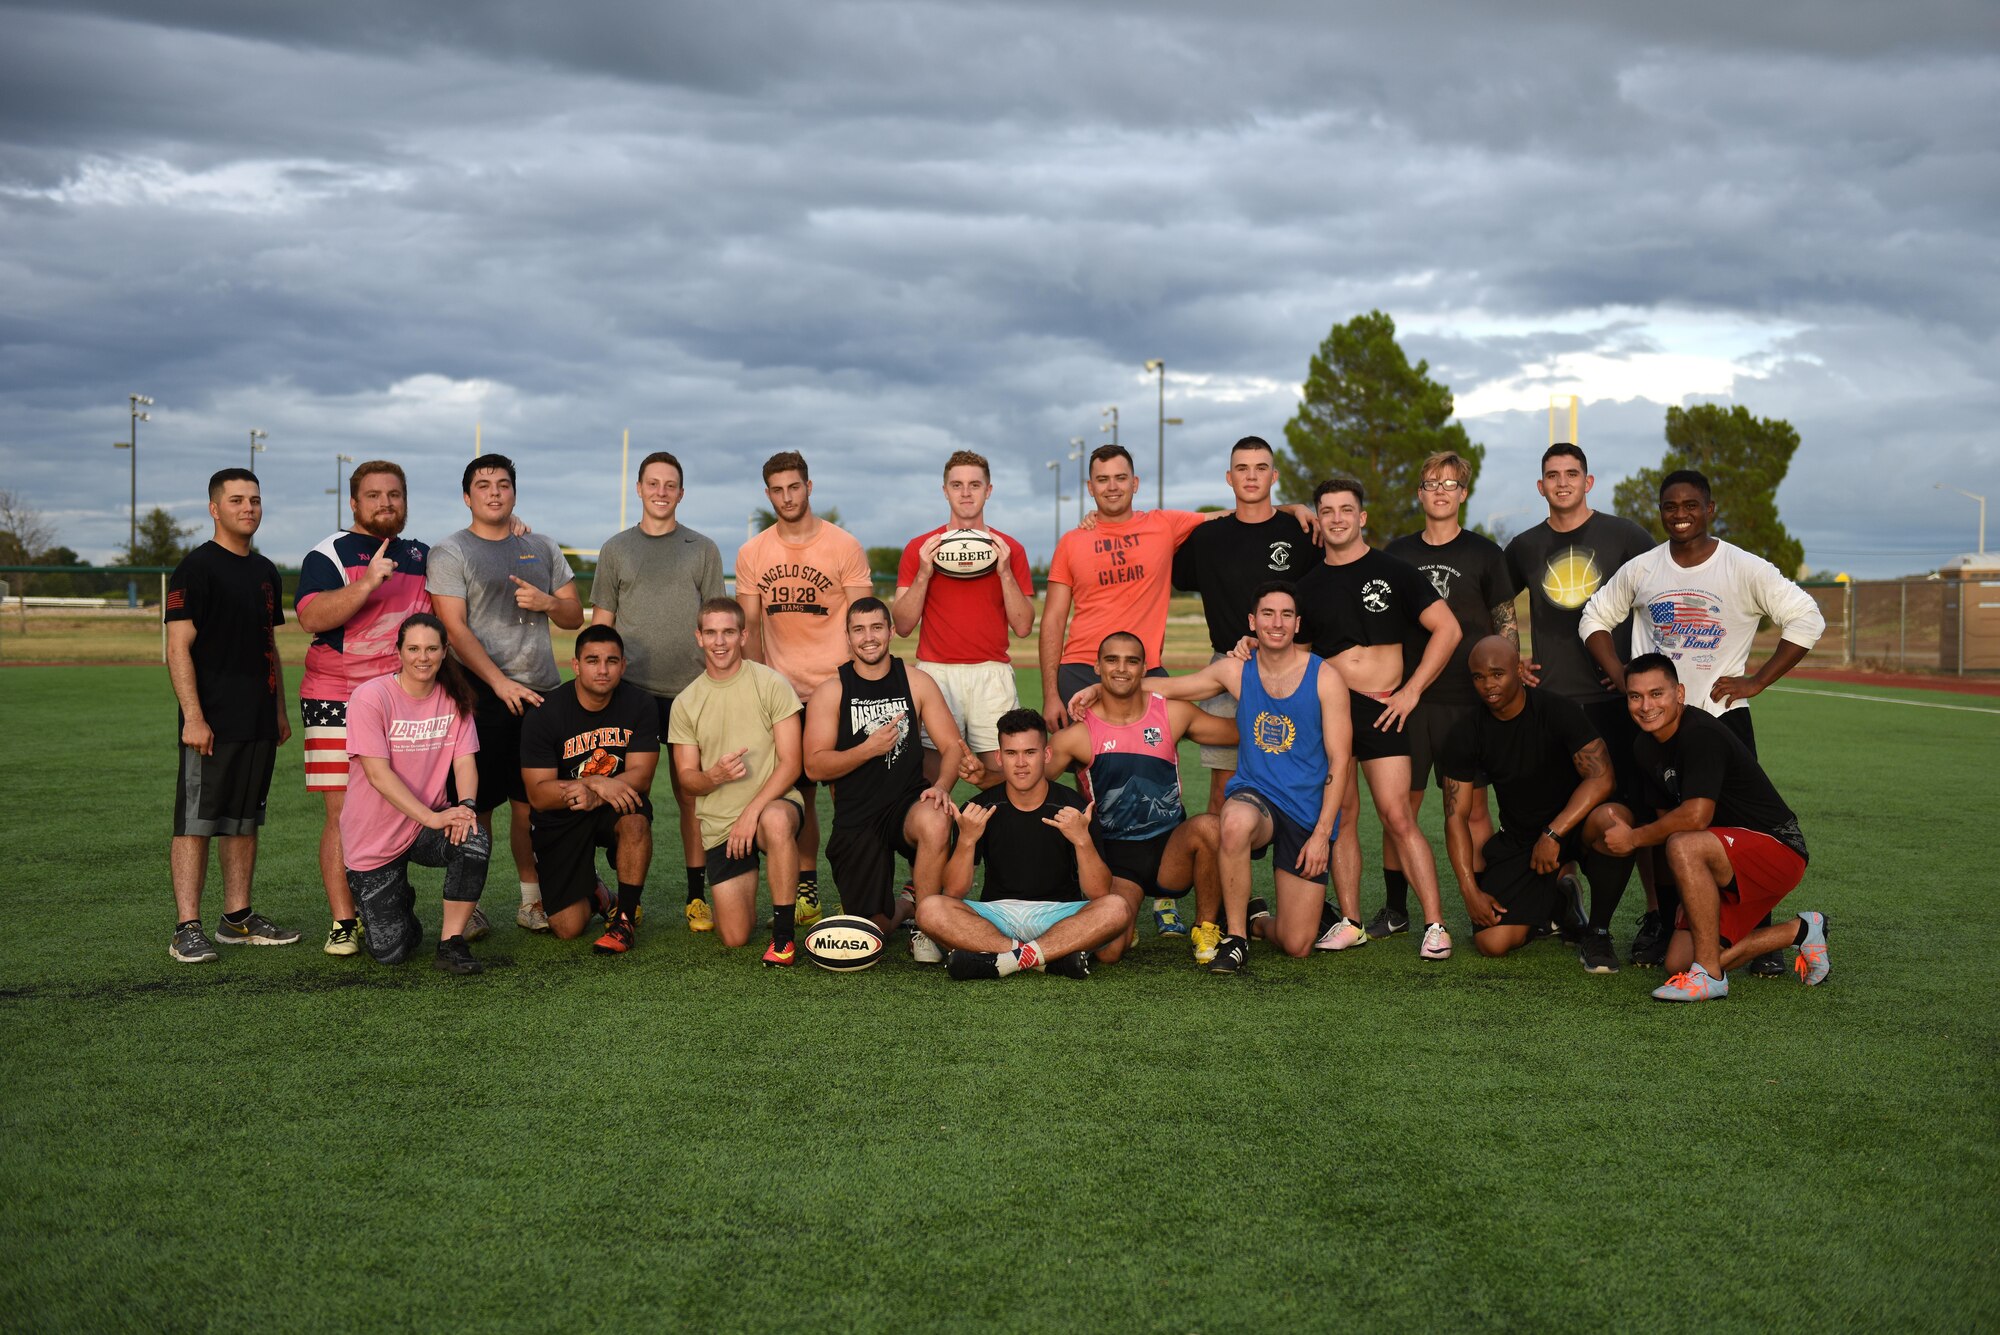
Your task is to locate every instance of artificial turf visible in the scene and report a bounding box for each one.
[1,666,1995,1332]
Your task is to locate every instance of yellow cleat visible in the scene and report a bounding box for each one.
[685,898,714,933]
[1190,920,1222,966]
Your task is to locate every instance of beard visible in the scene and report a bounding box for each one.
[359,511,407,539]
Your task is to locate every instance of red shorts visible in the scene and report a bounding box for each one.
[1674,827,1807,945]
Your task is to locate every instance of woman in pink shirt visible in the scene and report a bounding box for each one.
[340,613,490,973]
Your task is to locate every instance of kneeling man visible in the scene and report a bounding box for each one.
[1601,653,1830,1001]
[521,626,659,953]
[916,709,1132,979]
[1444,636,1633,969]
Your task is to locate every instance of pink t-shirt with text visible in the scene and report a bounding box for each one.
[340,673,481,872]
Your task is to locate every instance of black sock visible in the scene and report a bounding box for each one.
[617,882,644,918]
[685,865,705,904]
[1652,866,1682,934]
[1582,848,1635,931]
[336,918,357,931]
[1793,918,1810,947]
[773,903,796,946]
[799,868,818,892]
[177,918,201,932]
[1382,869,1409,915]
[1318,900,1339,934]
[223,907,251,925]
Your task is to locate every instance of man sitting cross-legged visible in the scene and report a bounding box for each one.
[520,625,659,953]
[916,709,1133,980]
[1047,631,1235,965]
[1443,636,1634,969]
[1599,653,1830,1002]
[804,597,978,946]
[1070,583,1351,972]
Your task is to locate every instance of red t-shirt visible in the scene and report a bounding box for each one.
[1048,509,1207,667]
[897,525,1034,664]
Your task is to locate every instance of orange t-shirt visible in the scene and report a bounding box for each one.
[735,520,873,697]
[1048,509,1208,667]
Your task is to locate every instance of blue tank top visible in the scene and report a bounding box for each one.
[1226,653,1329,830]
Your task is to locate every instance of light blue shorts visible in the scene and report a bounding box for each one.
[969,898,1088,941]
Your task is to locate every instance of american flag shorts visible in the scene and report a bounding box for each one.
[301,697,349,792]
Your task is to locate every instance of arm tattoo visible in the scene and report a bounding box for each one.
[1490,599,1519,649]
[1442,776,1463,820]
[1573,738,1611,782]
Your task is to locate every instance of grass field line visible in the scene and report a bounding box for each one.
[1768,684,2000,715]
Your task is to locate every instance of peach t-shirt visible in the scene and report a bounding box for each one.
[1048,509,1208,667]
[735,520,872,697]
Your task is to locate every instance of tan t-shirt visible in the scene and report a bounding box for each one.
[735,520,872,697]
[668,659,804,848]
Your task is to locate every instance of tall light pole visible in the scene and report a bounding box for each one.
[328,453,353,529]
[114,393,151,605]
[1935,483,1989,556]
[1045,460,1065,556]
[1068,437,1087,524]
[1145,360,1168,509]
[249,428,268,473]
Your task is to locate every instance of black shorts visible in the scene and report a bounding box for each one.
[530,799,653,913]
[1094,831,1176,898]
[470,683,531,811]
[651,694,678,742]
[1581,699,1644,810]
[173,739,276,837]
[1056,662,1169,712]
[826,798,921,922]
[1226,789,1338,887]
[1472,828,1587,934]
[1716,706,1757,757]
[1350,693,1413,762]
[1408,701,1483,791]
[705,795,805,890]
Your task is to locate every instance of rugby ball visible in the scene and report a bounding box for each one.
[800,914,886,971]
[933,528,1002,579]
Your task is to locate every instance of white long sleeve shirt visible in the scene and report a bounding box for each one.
[1577,539,1825,715]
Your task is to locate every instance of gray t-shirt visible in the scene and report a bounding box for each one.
[426,529,574,691]
[592,523,726,696]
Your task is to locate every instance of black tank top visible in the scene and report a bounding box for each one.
[832,658,926,829]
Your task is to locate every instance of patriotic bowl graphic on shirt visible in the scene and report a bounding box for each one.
[1646,591,1727,653]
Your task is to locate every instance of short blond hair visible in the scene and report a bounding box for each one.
[1420,451,1472,485]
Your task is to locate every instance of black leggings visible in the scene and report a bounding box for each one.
[347,825,490,964]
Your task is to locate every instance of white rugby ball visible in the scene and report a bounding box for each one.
[800,914,886,971]
[933,528,1002,578]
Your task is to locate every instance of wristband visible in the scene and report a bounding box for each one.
[1541,826,1559,843]
[459,798,477,810]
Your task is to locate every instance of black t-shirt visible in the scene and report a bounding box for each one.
[1443,687,1600,838]
[1172,514,1312,653]
[1632,708,1808,859]
[1384,529,1516,706]
[1504,513,1654,704]
[971,781,1087,903]
[165,541,285,741]
[519,680,661,829]
[1292,547,1440,657]
[831,658,926,830]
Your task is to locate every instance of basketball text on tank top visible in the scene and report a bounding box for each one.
[831,658,926,830]
[1080,694,1185,841]
[1226,653,1330,831]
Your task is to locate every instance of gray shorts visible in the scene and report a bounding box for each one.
[1197,652,1238,770]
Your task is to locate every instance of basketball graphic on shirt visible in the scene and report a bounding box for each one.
[1251,711,1296,755]
[1541,547,1605,609]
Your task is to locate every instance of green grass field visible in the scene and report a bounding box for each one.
[2,664,1996,1332]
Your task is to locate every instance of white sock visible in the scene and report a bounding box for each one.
[520,880,539,906]
[995,940,1023,977]
[1020,938,1045,971]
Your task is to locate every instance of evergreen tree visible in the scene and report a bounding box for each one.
[1612,403,1805,576]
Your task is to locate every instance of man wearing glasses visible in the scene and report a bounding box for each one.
[1372,451,1521,945]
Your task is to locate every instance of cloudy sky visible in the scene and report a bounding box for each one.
[2,0,1995,576]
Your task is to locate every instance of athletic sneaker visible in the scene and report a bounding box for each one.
[1747,950,1787,978]
[762,940,796,968]
[1555,874,1587,944]
[1154,898,1188,937]
[1315,918,1369,952]
[1629,910,1667,968]
[1652,961,1728,1002]
[1578,928,1620,974]
[1792,911,1831,986]
[170,922,219,964]
[463,906,491,942]
[796,880,822,930]
[1247,897,1272,926]
[1419,923,1452,961]
[685,899,713,933]
[434,935,483,975]
[1190,920,1222,966]
[908,927,944,965]
[517,901,551,933]
[213,911,300,947]
[1046,951,1092,980]
[592,912,636,955]
[322,922,361,957]
[1208,935,1248,975]
[946,949,1000,981]
[1364,906,1409,940]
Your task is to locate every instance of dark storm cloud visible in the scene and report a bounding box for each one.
[0,0,1995,575]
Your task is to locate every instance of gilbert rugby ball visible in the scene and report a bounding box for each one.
[933,528,1002,578]
[800,914,886,971]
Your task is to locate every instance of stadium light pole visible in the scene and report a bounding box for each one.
[1099,406,1118,512]
[1145,360,1168,509]
[115,393,152,605]
[1068,437,1087,525]
[248,428,268,474]
[1934,484,1988,556]
[1045,460,1064,556]
[329,453,353,529]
